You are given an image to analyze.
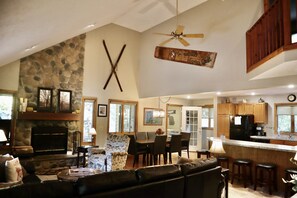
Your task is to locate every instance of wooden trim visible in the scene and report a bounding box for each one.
[17,112,80,121]
[247,47,284,73]
[81,97,97,146]
[274,102,297,135]
[108,99,138,133]
[0,89,17,94]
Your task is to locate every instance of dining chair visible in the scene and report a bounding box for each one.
[166,134,182,164]
[148,135,167,165]
[127,135,148,167]
[181,132,191,158]
[147,132,156,140]
[136,132,147,140]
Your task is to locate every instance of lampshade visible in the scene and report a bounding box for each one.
[209,140,226,154]
[0,130,7,142]
[89,128,97,135]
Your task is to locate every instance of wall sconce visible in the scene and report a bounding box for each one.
[89,128,96,146]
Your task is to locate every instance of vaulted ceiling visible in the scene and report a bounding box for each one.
[0,0,207,67]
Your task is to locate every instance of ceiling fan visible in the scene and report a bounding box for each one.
[155,0,204,47]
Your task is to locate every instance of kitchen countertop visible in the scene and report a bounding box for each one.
[208,137,297,153]
[250,135,297,141]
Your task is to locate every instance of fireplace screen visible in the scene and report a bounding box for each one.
[31,126,68,155]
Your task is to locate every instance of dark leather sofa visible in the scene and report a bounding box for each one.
[0,157,224,198]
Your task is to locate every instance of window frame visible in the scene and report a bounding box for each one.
[108,99,138,134]
[274,102,297,135]
[0,89,17,148]
[81,97,97,145]
[202,105,214,130]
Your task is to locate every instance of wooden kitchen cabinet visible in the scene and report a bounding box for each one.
[253,103,268,124]
[236,103,254,115]
[218,103,235,115]
[217,114,230,139]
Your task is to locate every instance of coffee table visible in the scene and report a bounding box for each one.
[57,168,100,182]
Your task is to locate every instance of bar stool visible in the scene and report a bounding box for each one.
[284,168,297,198]
[231,159,253,188]
[217,156,229,169]
[196,149,210,159]
[254,163,277,195]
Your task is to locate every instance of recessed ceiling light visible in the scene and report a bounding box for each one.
[216,92,221,95]
[24,45,37,52]
[85,23,95,29]
[288,84,295,89]
[187,95,191,99]
[251,92,256,96]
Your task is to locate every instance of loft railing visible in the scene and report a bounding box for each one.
[246,0,297,72]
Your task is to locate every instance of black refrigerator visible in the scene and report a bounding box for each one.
[229,115,256,141]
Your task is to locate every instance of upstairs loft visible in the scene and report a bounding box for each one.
[246,0,297,80]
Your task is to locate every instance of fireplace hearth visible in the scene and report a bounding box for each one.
[31,126,68,155]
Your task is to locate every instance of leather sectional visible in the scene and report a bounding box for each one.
[0,157,225,198]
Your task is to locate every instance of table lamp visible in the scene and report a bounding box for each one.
[89,128,97,146]
[0,129,7,146]
[209,139,225,155]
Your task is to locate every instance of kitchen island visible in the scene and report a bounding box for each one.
[208,137,297,192]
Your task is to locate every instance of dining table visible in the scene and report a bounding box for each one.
[135,137,188,165]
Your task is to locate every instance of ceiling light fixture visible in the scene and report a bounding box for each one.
[216,92,221,95]
[153,96,171,118]
[187,95,191,99]
[24,45,37,52]
[251,92,256,96]
[85,23,95,29]
[288,84,295,89]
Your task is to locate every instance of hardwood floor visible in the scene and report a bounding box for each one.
[125,151,283,198]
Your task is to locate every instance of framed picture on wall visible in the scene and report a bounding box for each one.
[58,89,72,112]
[98,104,107,117]
[37,87,53,112]
[143,108,162,125]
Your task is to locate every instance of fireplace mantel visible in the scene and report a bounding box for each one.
[17,112,80,121]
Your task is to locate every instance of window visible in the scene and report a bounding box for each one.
[108,100,137,133]
[82,97,97,144]
[0,91,15,146]
[276,104,297,134]
[202,105,214,129]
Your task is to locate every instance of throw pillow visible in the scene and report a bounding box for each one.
[5,157,23,182]
[0,155,14,182]
[176,156,193,164]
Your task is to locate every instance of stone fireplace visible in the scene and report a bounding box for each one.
[15,34,85,150]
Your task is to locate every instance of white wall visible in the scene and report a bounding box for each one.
[0,60,20,91]
[83,24,141,146]
[138,0,297,98]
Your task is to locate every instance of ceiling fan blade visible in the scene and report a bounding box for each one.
[183,33,204,38]
[175,25,184,35]
[154,33,173,36]
[178,37,190,46]
[159,37,174,46]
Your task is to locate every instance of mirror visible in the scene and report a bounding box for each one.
[166,104,182,135]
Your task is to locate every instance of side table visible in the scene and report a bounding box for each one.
[221,168,229,198]
[77,145,98,167]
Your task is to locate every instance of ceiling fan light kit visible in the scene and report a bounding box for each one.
[155,0,204,47]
